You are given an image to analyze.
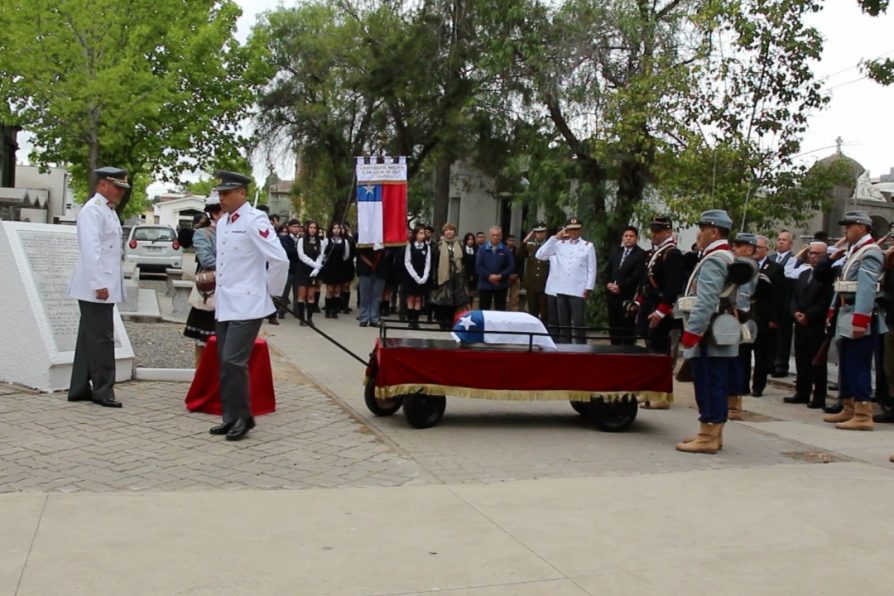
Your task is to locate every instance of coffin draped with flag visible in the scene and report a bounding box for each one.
[356,156,408,247]
[452,310,557,349]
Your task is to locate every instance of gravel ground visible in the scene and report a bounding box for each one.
[124,320,196,369]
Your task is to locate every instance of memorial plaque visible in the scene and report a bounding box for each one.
[0,221,133,391]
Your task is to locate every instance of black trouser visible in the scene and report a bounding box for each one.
[607,301,636,346]
[216,318,263,424]
[746,325,775,394]
[69,301,116,402]
[794,324,827,400]
[526,288,548,321]
[556,293,586,344]
[479,287,508,311]
[279,273,298,315]
[774,317,794,374]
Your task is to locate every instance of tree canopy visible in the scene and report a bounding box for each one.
[0,0,267,216]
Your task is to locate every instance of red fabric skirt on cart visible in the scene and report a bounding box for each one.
[184,336,276,416]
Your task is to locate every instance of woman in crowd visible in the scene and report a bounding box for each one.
[339,223,356,314]
[402,225,432,329]
[462,232,479,308]
[320,222,351,318]
[295,220,327,326]
[430,223,469,329]
[183,194,222,366]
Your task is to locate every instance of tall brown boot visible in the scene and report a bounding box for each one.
[194,345,204,369]
[835,401,874,431]
[728,396,743,421]
[824,398,854,423]
[889,454,893,463]
[676,423,722,454]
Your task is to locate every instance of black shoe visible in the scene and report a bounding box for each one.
[268,316,279,326]
[823,403,843,414]
[783,395,809,404]
[807,398,826,409]
[92,397,122,408]
[770,371,787,378]
[359,321,369,327]
[67,394,92,402]
[209,421,233,435]
[873,410,894,423]
[751,390,763,398]
[226,417,255,441]
[828,382,839,391]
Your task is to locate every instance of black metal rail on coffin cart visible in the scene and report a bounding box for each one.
[366,320,643,431]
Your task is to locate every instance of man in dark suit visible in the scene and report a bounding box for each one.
[278,218,301,318]
[783,241,833,408]
[603,226,646,345]
[742,234,785,396]
[771,229,797,376]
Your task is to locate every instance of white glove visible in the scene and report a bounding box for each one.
[310,268,320,278]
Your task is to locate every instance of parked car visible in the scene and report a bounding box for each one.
[125,225,182,271]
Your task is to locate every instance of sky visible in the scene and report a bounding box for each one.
[18,0,894,193]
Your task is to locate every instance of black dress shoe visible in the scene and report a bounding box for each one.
[209,421,234,435]
[873,410,894,423]
[67,394,92,402]
[807,399,826,409]
[828,382,839,391]
[92,397,122,408]
[226,417,255,441]
[823,403,843,414]
[359,321,369,327]
[770,371,787,378]
[783,395,809,404]
[751,391,763,398]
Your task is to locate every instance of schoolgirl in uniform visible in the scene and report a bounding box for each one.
[295,220,327,326]
[402,225,432,329]
[320,222,351,318]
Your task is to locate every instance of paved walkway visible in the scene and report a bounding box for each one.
[2,313,893,595]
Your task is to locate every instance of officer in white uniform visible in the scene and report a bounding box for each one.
[210,171,289,441]
[535,216,597,344]
[67,167,130,408]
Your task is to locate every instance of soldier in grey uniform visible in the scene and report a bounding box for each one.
[823,211,886,431]
[728,233,760,421]
[676,210,740,454]
[516,221,550,321]
[67,167,131,408]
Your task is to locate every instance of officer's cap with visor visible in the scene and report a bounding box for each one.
[564,216,583,230]
[532,221,548,232]
[95,166,131,189]
[213,170,251,192]
[649,214,673,231]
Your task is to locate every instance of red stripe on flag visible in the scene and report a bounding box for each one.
[381,183,407,245]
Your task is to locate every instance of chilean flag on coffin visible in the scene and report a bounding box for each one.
[452,310,557,350]
[356,156,408,247]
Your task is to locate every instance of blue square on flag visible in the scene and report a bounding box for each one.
[357,184,382,202]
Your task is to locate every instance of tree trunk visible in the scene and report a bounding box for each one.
[0,124,19,188]
[432,159,451,231]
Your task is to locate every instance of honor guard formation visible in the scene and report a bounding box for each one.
[67,169,894,459]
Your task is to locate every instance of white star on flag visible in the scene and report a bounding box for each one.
[457,315,475,330]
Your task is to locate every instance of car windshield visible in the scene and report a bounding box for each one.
[133,227,175,242]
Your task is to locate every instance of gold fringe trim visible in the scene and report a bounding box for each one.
[374,383,673,405]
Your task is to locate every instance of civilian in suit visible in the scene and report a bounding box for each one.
[783,242,833,408]
[743,234,785,396]
[603,226,646,345]
[278,219,302,318]
[67,167,130,408]
[771,229,799,376]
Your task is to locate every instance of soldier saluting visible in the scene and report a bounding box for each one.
[823,211,886,431]
[516,221,550,321]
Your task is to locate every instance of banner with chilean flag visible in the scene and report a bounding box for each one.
[356,156,408,247]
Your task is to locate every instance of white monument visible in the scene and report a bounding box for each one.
[0,221,134,391]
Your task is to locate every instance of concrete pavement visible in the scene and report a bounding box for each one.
[2,313,893,595]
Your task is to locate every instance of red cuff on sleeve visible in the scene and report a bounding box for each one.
[634,294,644,305]
[681,331,702,348]
[657,302,673,315]
[826,308,834,324]
[852,313,871,328]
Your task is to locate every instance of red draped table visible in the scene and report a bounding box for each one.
[185,336,276,416]
[372,337,673,404]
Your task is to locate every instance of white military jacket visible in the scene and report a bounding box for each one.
[535,235,597,298]
[215,202,289,322]
[68,193,126,304]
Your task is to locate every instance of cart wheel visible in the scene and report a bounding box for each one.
[364,375,403,416]
[588,394,638,432]
[570,400,590,416]
[403,393,446,429]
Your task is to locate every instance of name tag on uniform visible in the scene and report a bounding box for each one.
[231,230,246,234]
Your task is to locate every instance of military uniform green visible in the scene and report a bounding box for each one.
[516,221,550,321]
